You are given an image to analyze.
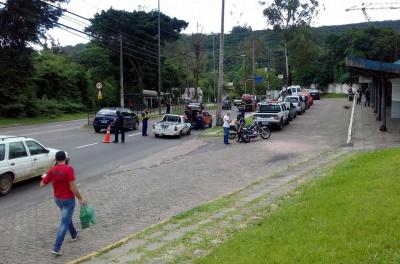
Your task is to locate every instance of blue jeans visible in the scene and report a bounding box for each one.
[223,127,229,144]
[54,198,77,251]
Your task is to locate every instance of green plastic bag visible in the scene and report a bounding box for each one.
[80,204,97,230]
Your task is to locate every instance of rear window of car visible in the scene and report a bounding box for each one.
[162,115,181,123]
[285,97,299,103]
[8,141,28,159]
[259,104,281,112]
[97,109,116,116]
[0,144,5,161]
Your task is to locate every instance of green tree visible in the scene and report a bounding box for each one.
[0,0,68,116]
[261,0,319,85]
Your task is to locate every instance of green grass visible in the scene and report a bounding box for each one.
[320,93,348,99]
[196,148,400,264]
[0,112,89,127]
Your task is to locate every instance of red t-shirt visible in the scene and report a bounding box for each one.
[43,164,76,199]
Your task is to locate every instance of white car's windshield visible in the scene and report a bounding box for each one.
[162,115,181,123]
[285,97,299,103]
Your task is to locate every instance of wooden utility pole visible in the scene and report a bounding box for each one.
[213,33,216,104]
[120,34,124,107]
[216,0,225,126]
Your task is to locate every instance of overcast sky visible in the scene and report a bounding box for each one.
[48,0,400,46]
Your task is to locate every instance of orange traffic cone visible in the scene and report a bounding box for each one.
[103,125,111,143]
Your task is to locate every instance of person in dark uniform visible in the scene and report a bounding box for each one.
[166,102,171,114]
[196,111,204,130]
[239,101,246,120]
[113,110,125,143]
[141,109,149,136]
[365,89,371,106]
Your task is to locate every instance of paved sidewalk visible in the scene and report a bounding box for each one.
[352,103,400,150]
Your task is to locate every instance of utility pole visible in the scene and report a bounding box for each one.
[252,31,255,98]
[267,49,270,98]
[120,33,124,107]
[212,33,216,104]
[216,0,225,126]
[241,54,246,93]
[158,0,162,115]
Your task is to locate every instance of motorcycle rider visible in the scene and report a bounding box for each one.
[235,114,245,143]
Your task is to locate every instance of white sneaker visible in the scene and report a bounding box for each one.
[71,231,79,242]
[51,250,63,256]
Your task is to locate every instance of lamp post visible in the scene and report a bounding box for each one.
[216,0,225,126]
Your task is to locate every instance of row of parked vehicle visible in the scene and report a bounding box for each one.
[253,89,319,130]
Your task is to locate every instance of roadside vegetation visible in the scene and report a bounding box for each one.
[196,148,400,263]
[320,93,348,99]
[0,112,88,127]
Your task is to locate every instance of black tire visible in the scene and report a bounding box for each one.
[0,173,13,196]
[178,131,182,138]
[285,118,290,125]
[94,127,101,133]
[260,127,271,139]
[187,128,191,135]
[241,133,251,143]
[228,130,237,140]
[155,134,159,138]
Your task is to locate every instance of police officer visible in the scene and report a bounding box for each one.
[113,110,125,143]
[141,108,149,136]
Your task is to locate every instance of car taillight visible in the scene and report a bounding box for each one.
[174,126,178,131]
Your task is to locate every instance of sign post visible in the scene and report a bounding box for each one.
[96,82,103,110]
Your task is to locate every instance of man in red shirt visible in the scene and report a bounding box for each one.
[40,151,86,256]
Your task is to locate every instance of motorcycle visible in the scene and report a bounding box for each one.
[240,121,271,143]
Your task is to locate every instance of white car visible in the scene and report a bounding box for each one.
[153,115,191,138]
[0,136,65,195]
[253,102,290,130]
[284,95,306,114]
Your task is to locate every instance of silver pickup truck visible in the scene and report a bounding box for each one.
[253,102,290,130]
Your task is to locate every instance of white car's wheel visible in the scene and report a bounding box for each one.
[0,173,13,196]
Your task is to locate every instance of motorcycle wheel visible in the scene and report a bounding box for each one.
[228,131,237,140]
[260,127,271,139]
[241,133,251,143]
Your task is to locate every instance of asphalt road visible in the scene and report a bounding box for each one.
[0,116,209,214]
[0,99,353,264]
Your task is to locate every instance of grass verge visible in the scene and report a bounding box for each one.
[320,93,348,99]
[0,112,89,127]
[196,148,400,264]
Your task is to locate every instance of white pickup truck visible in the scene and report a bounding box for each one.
[253,102,290,130]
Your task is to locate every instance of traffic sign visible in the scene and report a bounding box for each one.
[255,76,263,84]
[97,90,103,100]
[96,82,103,90]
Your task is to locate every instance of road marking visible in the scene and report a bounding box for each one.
[347,98,356,144]
[76,143,98,149]
[128,133,142,137]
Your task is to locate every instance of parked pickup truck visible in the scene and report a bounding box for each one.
[253,102,290,130]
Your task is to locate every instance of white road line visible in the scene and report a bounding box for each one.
[76,143,98,149]
[128,133,142,137]
[347,98,356,144]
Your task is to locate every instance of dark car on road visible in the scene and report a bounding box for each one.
[93,108,139,133]
[309,89,320,100]
[222,100,232,110]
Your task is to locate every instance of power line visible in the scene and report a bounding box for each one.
[41,0,159,48]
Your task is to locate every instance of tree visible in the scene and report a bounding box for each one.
[189,25,206,102]
[261,0,319,85]
[0,0,68,116]
[85,9,188,102]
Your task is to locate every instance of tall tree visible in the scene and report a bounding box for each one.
[85,9,188,101]
[0,0,68,116]
[261,0,319,85]
[190,24,205,102]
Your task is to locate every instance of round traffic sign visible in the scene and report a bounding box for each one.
[96,82,103,90]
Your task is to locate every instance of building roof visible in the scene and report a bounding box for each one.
[345,57,400,79]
